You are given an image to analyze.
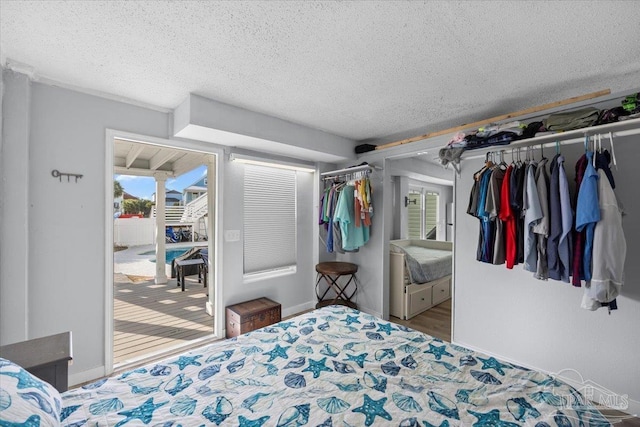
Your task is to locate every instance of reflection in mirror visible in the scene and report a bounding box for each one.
[387,154,454,242]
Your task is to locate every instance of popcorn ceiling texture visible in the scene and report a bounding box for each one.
[1,1,639,142]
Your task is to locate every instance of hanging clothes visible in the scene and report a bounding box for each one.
[571,154,588,286]
[468,141,627,314]
[547,154,562,279]
[499,164,517,269]
[523,162,541,272]
[575,151,600,282]
[320,174,374,253]
[319,174,373,252]
[547,154,573,282]
[476,167,495,263]
[487,165,506,265]
[581,168,626,311]
[557,155,574,283]
[515,163,527,264]
[533,157,550,280]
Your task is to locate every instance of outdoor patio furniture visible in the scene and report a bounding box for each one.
[175,258,206,292]
[170,246,203,278]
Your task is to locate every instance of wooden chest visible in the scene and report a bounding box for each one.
[225,297,281,338]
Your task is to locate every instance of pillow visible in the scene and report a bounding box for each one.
[0,357,62,426]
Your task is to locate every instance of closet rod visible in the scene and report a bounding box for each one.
[320,164,382,177]
[461,118,640,161]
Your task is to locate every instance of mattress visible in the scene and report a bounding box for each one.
[396,245,453,284]
[60,306,608,426]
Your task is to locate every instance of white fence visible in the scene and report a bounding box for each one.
[114,218,155,246]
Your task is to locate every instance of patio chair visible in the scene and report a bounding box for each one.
[166,226,180,243]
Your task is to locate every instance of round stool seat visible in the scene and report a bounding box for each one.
[315,261,358,275]
[315,262,358,309]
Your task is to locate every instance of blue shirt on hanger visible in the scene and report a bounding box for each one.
[576,151,600,281]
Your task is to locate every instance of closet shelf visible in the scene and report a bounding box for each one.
[461,117,640,161]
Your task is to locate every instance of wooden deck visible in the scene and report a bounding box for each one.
[113,273,213,366]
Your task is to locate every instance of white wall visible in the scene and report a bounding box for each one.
[221,157,316,315]
[0,70,30,343]
[453,137,640,410]
[0,75,171,377]
[1,71,333,381]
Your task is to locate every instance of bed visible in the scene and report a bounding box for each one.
[390,239,453,320]
[0,305,610,426]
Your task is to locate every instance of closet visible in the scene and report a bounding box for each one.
[319,164,377,253]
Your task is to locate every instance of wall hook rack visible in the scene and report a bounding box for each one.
[52,169,83,183]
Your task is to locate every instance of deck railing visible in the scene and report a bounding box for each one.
[152,193,208,223]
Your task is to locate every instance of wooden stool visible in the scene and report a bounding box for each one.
[315,261,358,309]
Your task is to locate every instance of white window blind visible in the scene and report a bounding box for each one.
[407,192,422,239]
[425,192,439,240]
[243,164,297,275]
[407,191,440,240]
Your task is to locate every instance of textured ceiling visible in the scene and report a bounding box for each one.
[2,1,640,143]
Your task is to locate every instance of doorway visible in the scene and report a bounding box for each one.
[105,131,221,373]
[386,156,455,342]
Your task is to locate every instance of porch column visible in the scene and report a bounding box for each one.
[154,174,168,284]
[205,155,216,317]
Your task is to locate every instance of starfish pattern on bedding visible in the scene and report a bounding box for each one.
[344,353,368,369]
[263,344,290,362]
[352,394,392,426]
[115,397,168,427]
[478,357,512,376]
[468,409,521,427]
[302,357,333,378]
[424,343,454,360]
[376,322,398,335]
[343,315,361,325]
[276,321,296,330]
[170,355,202,371]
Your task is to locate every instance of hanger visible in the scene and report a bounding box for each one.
[555,140,560,155]
[584,135,589,153]
[499,150,508,169]
[540,143,546,161]
[608,132,618,170]
[516,147,522,166]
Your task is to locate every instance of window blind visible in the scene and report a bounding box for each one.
[425,192,439,239]
[407,192,422,239]
[243,164,297,275]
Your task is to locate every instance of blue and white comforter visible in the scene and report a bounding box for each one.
[61,306,609,426]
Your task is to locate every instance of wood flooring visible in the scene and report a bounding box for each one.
[390,298,452,342]
[113,273,213,366]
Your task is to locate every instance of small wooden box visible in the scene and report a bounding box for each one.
[225,297,281,338]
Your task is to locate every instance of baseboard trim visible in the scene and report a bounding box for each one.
[282,300,316,318]
[69,366,106,388]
